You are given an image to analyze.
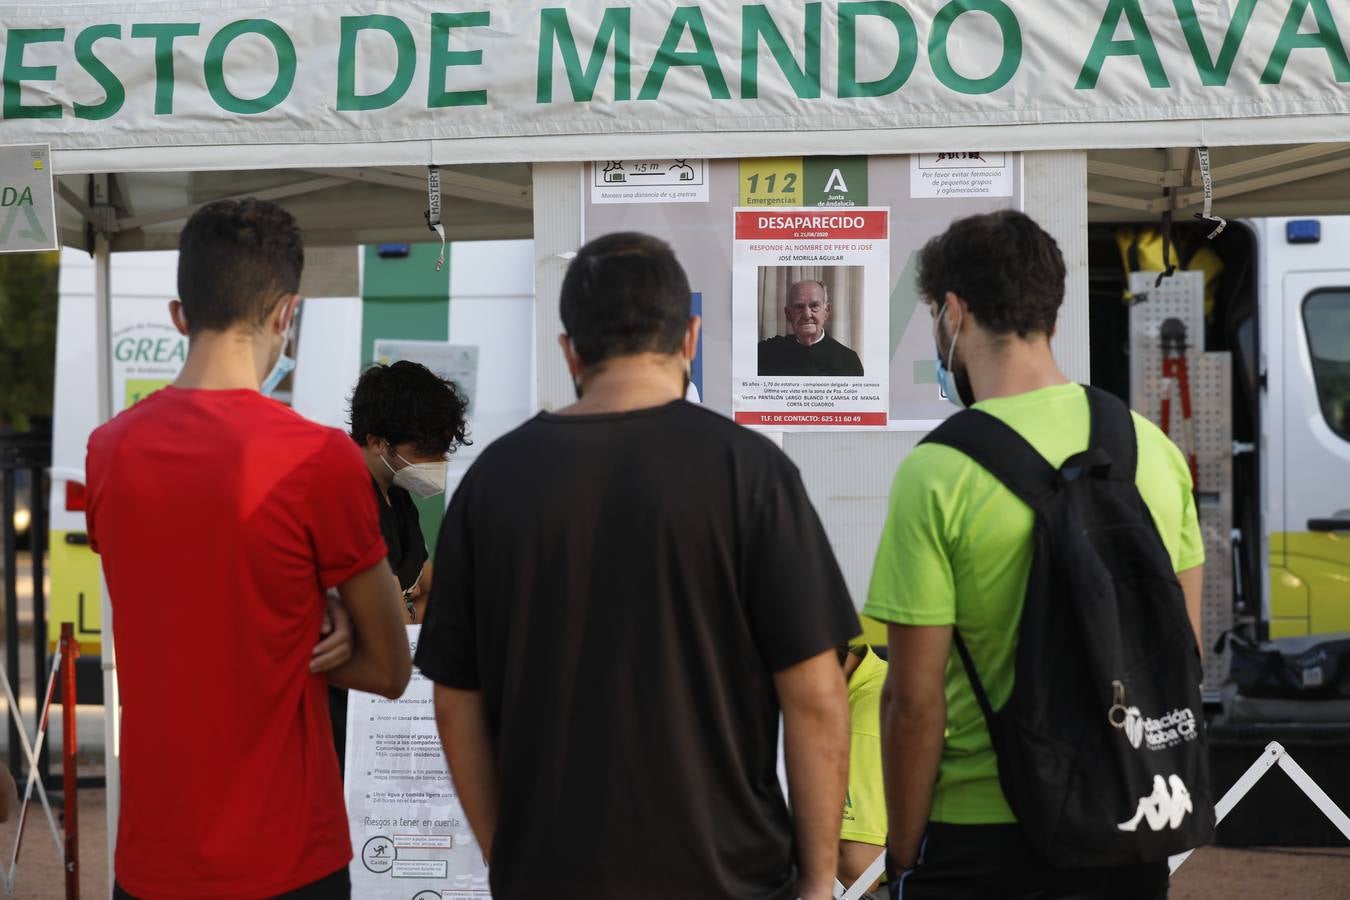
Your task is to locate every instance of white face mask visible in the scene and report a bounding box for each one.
[380,446,448,499]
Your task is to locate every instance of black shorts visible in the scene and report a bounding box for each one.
[891,823,1169,900]
[114,865,350,900]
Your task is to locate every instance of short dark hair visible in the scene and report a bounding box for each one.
[177,198,304,334]
[915,210,1065,338]
[559,232,691,366]
[349,361,471,457]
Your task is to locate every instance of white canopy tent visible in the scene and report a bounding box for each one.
[6,0,1350,893]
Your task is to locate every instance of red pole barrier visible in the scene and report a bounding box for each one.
[60,623,79,900]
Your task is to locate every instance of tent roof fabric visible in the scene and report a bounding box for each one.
[1088,145,1350,223]
[58,165,533,250]
[55,145,1350,252]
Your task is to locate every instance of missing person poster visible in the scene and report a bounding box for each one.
[732,208,890,428]
[346,627,490,899]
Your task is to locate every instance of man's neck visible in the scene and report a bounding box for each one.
[173,329,267,391]
[363,447,395,503]
[796,330,826,347]
[556,354,686,416]
[967,333,1069,403]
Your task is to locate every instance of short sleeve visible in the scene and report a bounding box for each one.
[414,477,478,690]
[863,446,959,626]
[305,430,388,589]
[742,463,859,672]
[85,433,103,554]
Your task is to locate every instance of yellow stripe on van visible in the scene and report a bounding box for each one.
[1270,531,1350,638]
[47,531,104,654]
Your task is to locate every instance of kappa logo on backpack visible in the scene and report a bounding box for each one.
[922,385,1215,867]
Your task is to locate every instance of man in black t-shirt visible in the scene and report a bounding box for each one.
[758,280,865,377]
[416,233,859,900]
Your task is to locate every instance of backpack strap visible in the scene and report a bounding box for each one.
[1083,385,1138,482]
[921,409,1058,510]
[952,629,996,725]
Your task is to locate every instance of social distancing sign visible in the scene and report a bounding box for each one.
[0,144,55,253]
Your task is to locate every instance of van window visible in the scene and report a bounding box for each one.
[1303,290,1350,442]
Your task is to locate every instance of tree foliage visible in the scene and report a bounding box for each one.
[0,251,59,431]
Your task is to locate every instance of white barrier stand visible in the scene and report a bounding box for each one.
[0,649,65,895]
[833,850,888,899]
[1170,741,1350,875]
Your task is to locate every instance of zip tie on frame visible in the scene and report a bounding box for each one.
[425,165,446,272]
[1194,147,1227,240]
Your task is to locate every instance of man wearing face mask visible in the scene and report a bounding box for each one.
[415,232,859,900]
[85,199,411,900]
[328,361,470,769]
[864,211,1204,899]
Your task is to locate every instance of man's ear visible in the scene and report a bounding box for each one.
[944,292,970,322]
[169,300,190,336]
[557,333,584,380]
[271,293,300,335]
[683,315,702,362]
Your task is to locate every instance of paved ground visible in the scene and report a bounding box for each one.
[0,793,1342,900]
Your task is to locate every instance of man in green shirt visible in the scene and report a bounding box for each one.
[865,211,1204,899]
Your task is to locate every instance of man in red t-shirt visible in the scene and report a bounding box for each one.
[87,199,411,899]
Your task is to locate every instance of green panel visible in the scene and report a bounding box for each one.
[363,243,451,299]
[361,244,451,551]
[360,296,450,367]
[803,156,868,207]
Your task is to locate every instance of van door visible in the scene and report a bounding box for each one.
[1276,272,1350,637]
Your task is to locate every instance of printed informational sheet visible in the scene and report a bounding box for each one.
[583,155,1021,426]
[732,208,890,428]
[591,159,709,204]
[373,340,479,416]
[910,152,1015,199]
[346,627,490,900]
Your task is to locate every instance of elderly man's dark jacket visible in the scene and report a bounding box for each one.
[757,333,864,377]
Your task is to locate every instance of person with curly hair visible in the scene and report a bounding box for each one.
[329,359,470,769]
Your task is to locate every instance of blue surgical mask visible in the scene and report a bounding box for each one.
[935,302,972,409]
[260,351,295,397]
[261,309,299,397]
[935,355,963,410]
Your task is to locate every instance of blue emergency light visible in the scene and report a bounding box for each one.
[1286,220,1321,244]
[377,243,411,258]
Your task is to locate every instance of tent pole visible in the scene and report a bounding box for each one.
[1025,152,1090,385]
[93,232,119,897]
[530,163,582,414]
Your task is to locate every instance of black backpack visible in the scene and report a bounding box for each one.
[922,385,1215,866]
